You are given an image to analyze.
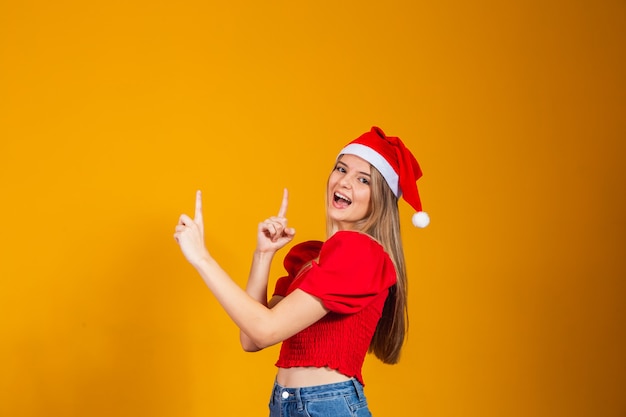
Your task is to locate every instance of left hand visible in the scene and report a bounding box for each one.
[174,190,210,266]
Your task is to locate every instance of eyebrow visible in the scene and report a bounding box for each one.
[337,160,371,177]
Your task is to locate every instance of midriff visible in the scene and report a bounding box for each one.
[276,366,351,388]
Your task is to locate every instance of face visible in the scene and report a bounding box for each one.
[327,154,372,231]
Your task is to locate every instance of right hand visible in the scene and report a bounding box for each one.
[174,190,211,267]
[256,188,295,254]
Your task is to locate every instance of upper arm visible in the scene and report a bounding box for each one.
[268,295,284,309]
[256,289,329,348]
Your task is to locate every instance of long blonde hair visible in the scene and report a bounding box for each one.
[326,160,408,364]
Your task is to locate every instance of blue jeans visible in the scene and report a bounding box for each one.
[269,379,372,417]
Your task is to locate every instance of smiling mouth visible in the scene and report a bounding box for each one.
[334,192,352,206]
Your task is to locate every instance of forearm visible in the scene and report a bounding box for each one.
[192,254,279,349]
[244,250,275,304]
[240,250,275,351]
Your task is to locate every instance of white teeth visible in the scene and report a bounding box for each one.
[334,192,351,203]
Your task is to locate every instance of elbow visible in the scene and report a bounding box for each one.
[241,343,261,353]
[240,310,283,351]
[248,328,280,350]
[239,333,262,352]
[240,329,278,352]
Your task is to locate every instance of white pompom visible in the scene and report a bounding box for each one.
[412,211,430,228]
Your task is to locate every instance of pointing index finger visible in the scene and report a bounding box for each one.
[194,190,203,224]
[277,188,288,218]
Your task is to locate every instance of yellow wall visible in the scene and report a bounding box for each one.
[1,1,624,416]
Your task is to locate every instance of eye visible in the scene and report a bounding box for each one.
[335,165,347,173]
[359,177,370,185]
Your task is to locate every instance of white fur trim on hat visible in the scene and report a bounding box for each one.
[338,143,400,197]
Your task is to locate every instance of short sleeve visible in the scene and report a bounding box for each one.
[273,240,323,297]
[298,231,397,314]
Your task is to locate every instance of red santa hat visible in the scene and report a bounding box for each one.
[338,126,430,228]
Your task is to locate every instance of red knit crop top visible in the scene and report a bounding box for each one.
[273,231,397,386]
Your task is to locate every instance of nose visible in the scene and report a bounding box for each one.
[339,174,352,188]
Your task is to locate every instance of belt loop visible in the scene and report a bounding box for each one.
[351,379,364,401]
[295,388,304,411]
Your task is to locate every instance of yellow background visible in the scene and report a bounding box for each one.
[1,1,624,416]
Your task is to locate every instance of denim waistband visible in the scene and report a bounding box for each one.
[271,378,365,404]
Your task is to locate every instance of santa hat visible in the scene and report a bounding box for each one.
[338,126,430,228]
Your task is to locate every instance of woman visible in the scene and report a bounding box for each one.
[174,126,429,417]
